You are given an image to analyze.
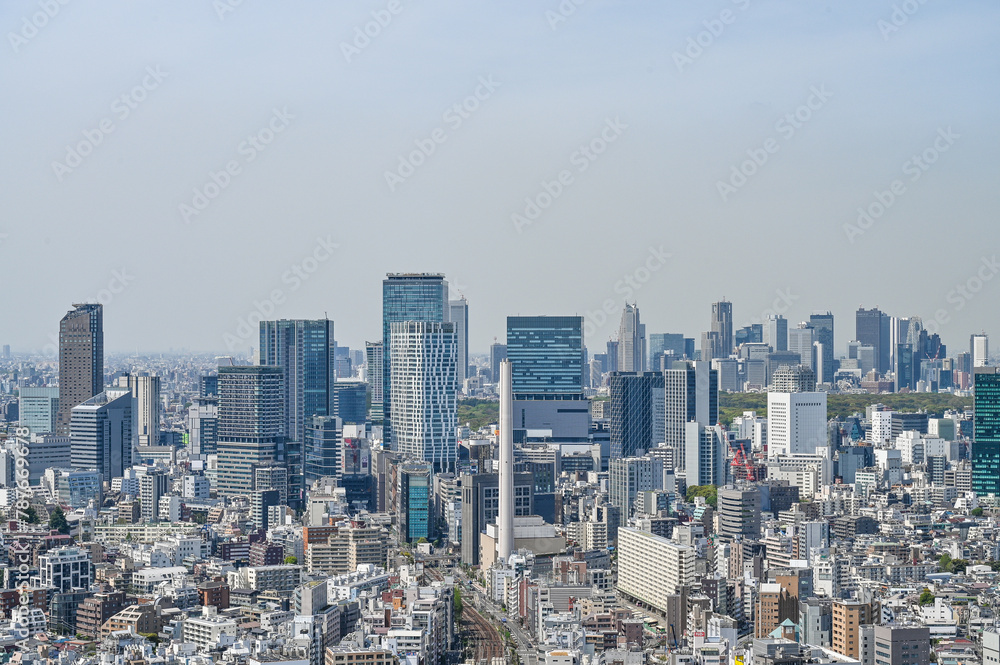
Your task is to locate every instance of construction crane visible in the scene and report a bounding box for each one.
[729,440,757,482]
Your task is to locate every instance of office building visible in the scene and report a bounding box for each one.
[649,333,687,361]
[711,300,733,357]
[365,341,384,421]
[718,486,761,538]
[894,343,916,392]
[449,297,469,385]
[18,387,59,435]
[489,343,507,384]
[767,392,827,457]
[770,365,817,393]
[684,423,726,487]
[124,373,160,448]
[200,374,218,398]
[606,340,619,373]
[609,456,663,517]
[701,330,723,361]
[809,312,835,383]
[617,527,695,614]
[21,433,71,483]
[788,324,815,372]
[140,471,169,523]
[333,380,368,425]
[215,365,285,498]
[765,315,788,352]
[664,361,717,470]
[862,624,930,665]
[70,389,132,479]
[259,319,336,504]
[188,396,218,457]
[389,321,457,473]
[972,333,990,368]
[609,372,664,458]
[856,307,890,374]
[617,303,646,372]
[397,461,434,543]
[973,367,1000,497]
[56,303,104,435]
[459,471,534,566]
[304,415,342,485]
[38,546,92,593]
[382,273,449,447]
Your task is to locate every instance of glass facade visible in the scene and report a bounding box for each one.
[333,381,368,425]
[610,372,665,458]
[506,316,585,398]
[304,415,342,485]
[398,463,433,542]
[973,367,1000,496]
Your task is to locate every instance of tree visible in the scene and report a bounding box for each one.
[686,485,718,509]
[49,505,70,534]
[938,554,953,572]
[971,507,984,517]
[919,589,935,606]
[951,559,969,574]
[22,506,39,524]
[284,555,298,565]
[453,586,463,618]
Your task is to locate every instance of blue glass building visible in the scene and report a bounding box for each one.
[398,461,434,542]
[382,274,448,447]
[610,372,665,458]
[304,415,342,486]
[506,316,585,398]
[973,367,1000,496]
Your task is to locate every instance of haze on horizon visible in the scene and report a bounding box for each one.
[2,1,998,357]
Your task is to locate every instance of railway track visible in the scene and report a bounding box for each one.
[463,603,505,663]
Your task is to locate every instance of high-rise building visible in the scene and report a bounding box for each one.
[809,312,835,382]
[649,333,688,366]
[769,365,817,393]
[701,330,723,361]
[664,361,717,470]
[711,300,733,356]
[605,340,620,373]
[18,387,59,435]
[56,304,104,435]
[894,344,916,392]
[507,316,590,440]
[124,373,160,448]
[788,323,815,372]
[718,486,761,538]
[764,315,788,352]
[259,319,335,504]
[617,304,646,372]
[617,527,695,615]
[304,415,342,485]
[389,321,458,474]
[973,367,1000,497]
[187,396,218,457]
[365,341,384,422]
[200,374,218,398]
[333,380,368,424]
[397,461,434,543]
[448,298,469,385]
[215,365,284,498]
[609,372,664,458]
[609,456,663,517]
[489,343,507,384]
[382,274,448,448]
[684,423,726,487]
[862,624,930,665]
[972,333,990,368]
[767,392,827,457]
[856,307,890,374]
[832,600,874,659]
[70,389,131,479]
[139,471,168,523]
[459,471,534,566]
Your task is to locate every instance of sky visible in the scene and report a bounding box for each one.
[3,1,998,357]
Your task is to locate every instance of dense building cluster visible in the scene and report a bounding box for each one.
[0,282,997,665]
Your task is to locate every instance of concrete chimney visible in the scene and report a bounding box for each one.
[497,359,514,564]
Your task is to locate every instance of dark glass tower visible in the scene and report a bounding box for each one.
[57,303,104,435]
[506,316,585,398]
[609,372,665,458]
[304,415,342,486]
[856,307,891,374]
[809,311,835,382]
[259,319,335,505]
[382,274,448,447]
[973,367,1000,497]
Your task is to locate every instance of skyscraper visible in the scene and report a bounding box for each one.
[972,333,989,368]
[767,391,827,457]
[617,303,646,372]
[382,274,448,447]
[389,321,458,473]
[684,423,726,487]
[365,341,384,421]
[764,314,788,352]
[609,372,664,458]
[57,303,104,435]
[448,297,469,385]
[973,367,1000,497]
[664,361,718,470]
[894,344,915,392]
[711,300,733,356]
[304,415,342,486]
[259,319,335,504]
[124,373,160,448]
[489,342,507,384]
[215,365,284,498]
[18,387,59,435]
[70,389,132,480]
[788,323,815,372]
[809,312,835,383]
[187,396,218,457]
[856,307,890,374]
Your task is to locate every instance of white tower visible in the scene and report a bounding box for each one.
[497,359,514,564]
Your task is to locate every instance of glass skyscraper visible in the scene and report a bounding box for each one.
[506,316,585,398]
[382,273,448,446]
[304,415,342,486]
[259,319,335,505]
[973,367,1000,497]
[610,372,665,458]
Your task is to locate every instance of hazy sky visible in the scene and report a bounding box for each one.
[3,1,998,357]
